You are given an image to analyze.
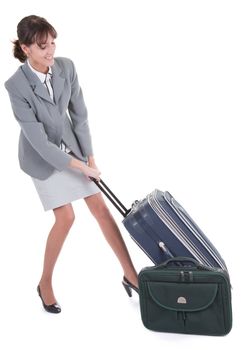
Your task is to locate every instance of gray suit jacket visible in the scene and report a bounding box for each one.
[5,57,93,180]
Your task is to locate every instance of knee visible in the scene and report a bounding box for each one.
[90,202,111,221]
[65,212,76,227]
[55,211,75,230]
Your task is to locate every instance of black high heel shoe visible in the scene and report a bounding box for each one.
[37,285,61,314]
[122,276,139,297]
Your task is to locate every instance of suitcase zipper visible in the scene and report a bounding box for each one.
[152,190,227,270]
[148,191,209,266]
[167,193,227,270]
[148,191,225,269]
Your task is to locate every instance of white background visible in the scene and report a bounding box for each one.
[0,0,243,349]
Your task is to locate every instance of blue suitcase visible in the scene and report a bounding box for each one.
[93,179,228,271]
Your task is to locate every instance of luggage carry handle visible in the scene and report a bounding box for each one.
[90,177,131,218]
[164,257,200,267]
[156,257,211,271]
[152,257,203,270]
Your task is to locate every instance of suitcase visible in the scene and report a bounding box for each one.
[138,257,232,336]
[92,179,228,271]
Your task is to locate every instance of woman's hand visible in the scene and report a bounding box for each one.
[87,156,101,181]
[69,156,101,181]
[81,162,101,180]
[87,156,99,170]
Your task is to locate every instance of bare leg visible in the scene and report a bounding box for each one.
[38,203,75,305]
[84,193,138,287]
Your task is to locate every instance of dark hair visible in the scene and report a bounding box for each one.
[13,15,57,62]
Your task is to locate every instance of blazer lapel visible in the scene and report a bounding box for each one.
[21,61,55,105]
[51,61,65,103]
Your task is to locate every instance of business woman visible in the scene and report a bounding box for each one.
[5,15,138,313]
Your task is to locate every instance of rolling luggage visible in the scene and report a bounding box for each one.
[92,179,228,271]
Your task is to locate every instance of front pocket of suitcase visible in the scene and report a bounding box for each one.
[184,292,225,335]
[140,281,229,335]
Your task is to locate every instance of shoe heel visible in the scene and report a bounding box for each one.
[122,281,132,297]
[37,285,61,314]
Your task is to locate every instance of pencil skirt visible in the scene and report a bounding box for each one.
[31,162,100,211]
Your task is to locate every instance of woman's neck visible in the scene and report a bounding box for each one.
[28,59,49,74]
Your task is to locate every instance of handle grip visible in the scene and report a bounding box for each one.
[153,257,208,270]
[164,257,200,266]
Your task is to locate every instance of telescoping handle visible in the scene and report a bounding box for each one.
[90,177,131,218]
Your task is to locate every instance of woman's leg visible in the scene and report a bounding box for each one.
[84,193,138,287]
[38,203,75,304]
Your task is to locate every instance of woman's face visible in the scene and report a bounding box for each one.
[21,33,56,73]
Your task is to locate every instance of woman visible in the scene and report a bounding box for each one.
[5,15,138,314]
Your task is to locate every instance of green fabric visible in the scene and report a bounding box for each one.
[138,259,232,336]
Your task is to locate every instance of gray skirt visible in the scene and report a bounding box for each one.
[31,158,100,211]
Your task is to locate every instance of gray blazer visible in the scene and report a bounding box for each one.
[5,57,93,180]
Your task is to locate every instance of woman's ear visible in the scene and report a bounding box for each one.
[20,44,29,56]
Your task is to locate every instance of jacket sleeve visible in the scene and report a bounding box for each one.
[5,84,72,171]
[68,60,94,157]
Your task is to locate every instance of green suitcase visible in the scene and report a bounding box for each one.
[138,257,232,336]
